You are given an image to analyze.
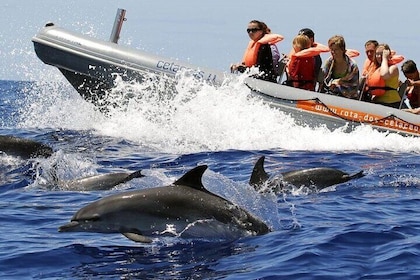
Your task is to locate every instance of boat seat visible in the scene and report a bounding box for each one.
[358,77,367,101]
[316,70,324,92]
[397,80,409,109]
[275,57,287,84]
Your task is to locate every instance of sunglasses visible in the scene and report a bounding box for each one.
[246,28,261,34]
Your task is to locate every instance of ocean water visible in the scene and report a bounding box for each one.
[0,73,419,280]
[1,1,420,278]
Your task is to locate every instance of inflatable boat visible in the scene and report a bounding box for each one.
[32,9,420,137]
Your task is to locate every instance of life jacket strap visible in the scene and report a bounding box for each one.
[367,86,397,92]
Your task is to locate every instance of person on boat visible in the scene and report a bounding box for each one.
[284,34,316,91]
[284,28,329,91]
[365,44,401,108]
[322,35,360,99]
[297,28,328,91]
[359,40,379,100]
[362,40,379,77]
[401,60,420,112]
[230,20,284,83]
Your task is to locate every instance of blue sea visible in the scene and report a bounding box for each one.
[0,73,419,280]
[0,0,420,278]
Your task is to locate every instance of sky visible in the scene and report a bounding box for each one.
[1,0,419,81]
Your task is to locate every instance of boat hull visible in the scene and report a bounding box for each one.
[32,24,227,108]
[245,78,420,137]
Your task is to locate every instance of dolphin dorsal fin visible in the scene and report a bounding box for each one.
[249,156,269,187]
[174,165,208,191]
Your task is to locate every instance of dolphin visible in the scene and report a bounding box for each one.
[59,165,270,243]
[56,170,144,191]
[0,135,53,159]
[249,156,364,193]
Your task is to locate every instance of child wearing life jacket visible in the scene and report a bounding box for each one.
[297,28,326,91]
[285,34,316,91]
[230,20,284,83]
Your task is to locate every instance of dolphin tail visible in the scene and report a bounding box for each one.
[121,169,145,184]
[249,156,269,188]
[344,170,365,181]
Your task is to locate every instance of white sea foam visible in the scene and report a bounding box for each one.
[18,72,420,154]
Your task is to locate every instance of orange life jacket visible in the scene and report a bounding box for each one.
[287,46,320,91]
[242,34,284,67]
[389,54,404,65]
[287,56,316,90]
[365,53,405,96]
[288,42,329,58]
[362,59,376,77]
[366,68,389,96]
[346,49,360,58]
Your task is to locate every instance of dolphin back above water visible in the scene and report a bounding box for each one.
[250,156,364,193]
[59,165,270,243]
[54,170,144,191]
[0,135,53,159]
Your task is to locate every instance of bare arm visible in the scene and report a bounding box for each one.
[380,49,398,80]
[402,107,420,114]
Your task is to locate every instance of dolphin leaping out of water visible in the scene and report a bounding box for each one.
[0,135,53,159]
[55,170,145,191]
[59,165,270,243]
[249,156,364,193]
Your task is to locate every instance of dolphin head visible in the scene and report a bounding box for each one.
[59,188,155,232]
[58,203,112,233]
[59,205,155,243]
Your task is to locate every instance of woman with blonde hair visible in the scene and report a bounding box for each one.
[365,43,401,108]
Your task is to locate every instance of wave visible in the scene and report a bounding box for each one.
[12,73,420,154]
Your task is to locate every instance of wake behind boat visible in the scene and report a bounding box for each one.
[31,9,420,137]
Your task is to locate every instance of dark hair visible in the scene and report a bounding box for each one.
[365,40,378,48]
[402,60,418,74]
[298,28,315,39]
[249,20,270,34]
